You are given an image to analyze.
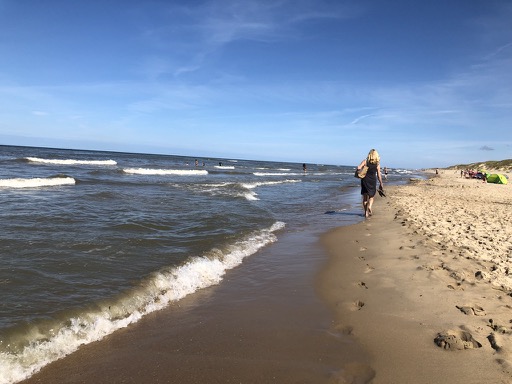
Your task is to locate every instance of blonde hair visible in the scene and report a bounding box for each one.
[366,149,380,165]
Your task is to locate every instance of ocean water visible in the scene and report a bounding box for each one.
[0,145,417,383]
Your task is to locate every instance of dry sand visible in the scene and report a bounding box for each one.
[319,170,512,383]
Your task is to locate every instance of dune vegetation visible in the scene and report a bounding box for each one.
[447,159,512,172]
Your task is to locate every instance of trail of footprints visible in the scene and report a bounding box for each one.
[341,228,512,376]
[351,238,373,311]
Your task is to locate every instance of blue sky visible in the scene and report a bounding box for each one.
[1,0,511,168]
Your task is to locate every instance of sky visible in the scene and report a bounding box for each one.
[0,0,511,169]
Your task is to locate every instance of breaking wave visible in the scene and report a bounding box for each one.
[0,222,285,384]
[25,157,117,166]
[123,168,208,176]
[0,177,76,188]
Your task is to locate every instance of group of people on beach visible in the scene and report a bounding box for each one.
[461,169,487,182]
[356,149,385,218]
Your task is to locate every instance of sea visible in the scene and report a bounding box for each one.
[0,145,419,383]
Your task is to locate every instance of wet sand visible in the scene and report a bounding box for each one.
[319,170,512,383]
[21,230,372,384]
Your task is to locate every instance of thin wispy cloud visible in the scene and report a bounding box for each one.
[350,114,374,125]
[194,0,357,44]
[1,1,512,167]
[134,0,361,80]
[483,42,512,61]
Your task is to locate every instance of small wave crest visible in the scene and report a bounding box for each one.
[241,180,301,189]
[179,179,300,201]
[395,169,413,174]
[253,172,303,176]
[0,222,285,384]
[188,182,260,201]
[0,177,76,189]
[25,157,117,166]
[214,165,235,170]
[123,168,208,176]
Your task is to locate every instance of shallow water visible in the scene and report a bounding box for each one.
[0,145,418,383]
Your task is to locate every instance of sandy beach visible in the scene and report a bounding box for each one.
[319,170,512,383]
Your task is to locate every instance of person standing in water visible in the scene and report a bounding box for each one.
[356,149,384,218]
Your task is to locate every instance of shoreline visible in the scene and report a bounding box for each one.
[20,224,371,383]
[18,170,512,383]
[318,171,512,383]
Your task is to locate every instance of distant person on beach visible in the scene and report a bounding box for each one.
[384,166,388,180]
[357,149,384,218]
[303,163,307,173]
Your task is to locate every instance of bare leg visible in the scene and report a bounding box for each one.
[362,194,369,217]
[367,196,374,216]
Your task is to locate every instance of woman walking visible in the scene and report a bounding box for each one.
[357,149,384,218]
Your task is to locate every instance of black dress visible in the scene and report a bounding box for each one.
[361,162,378,197]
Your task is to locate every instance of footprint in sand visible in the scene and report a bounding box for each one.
[456,305,486,316]
[475,271,488,280]
[353,300,365,311]
[488,319,512,335]
[364,264,375,273]
[359,246,367,251]
[488,333,502,351]
[434,330,482,350]
[358,281,368,289]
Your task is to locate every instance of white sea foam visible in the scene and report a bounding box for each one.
[254,168,290,171]
[0,177,76,188]
[253,172,303,176]
[123,168,208,176]
[241,180,301,189]
[243,191,259,201]
[194,180,301,201]
[0,222,285,384]
[26,157,117,166]
[237,180,301,201]
[214,165,235,170]
[194,183,261,201]
[395,169,413,174]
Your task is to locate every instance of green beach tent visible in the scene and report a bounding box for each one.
[486,173,508,184]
